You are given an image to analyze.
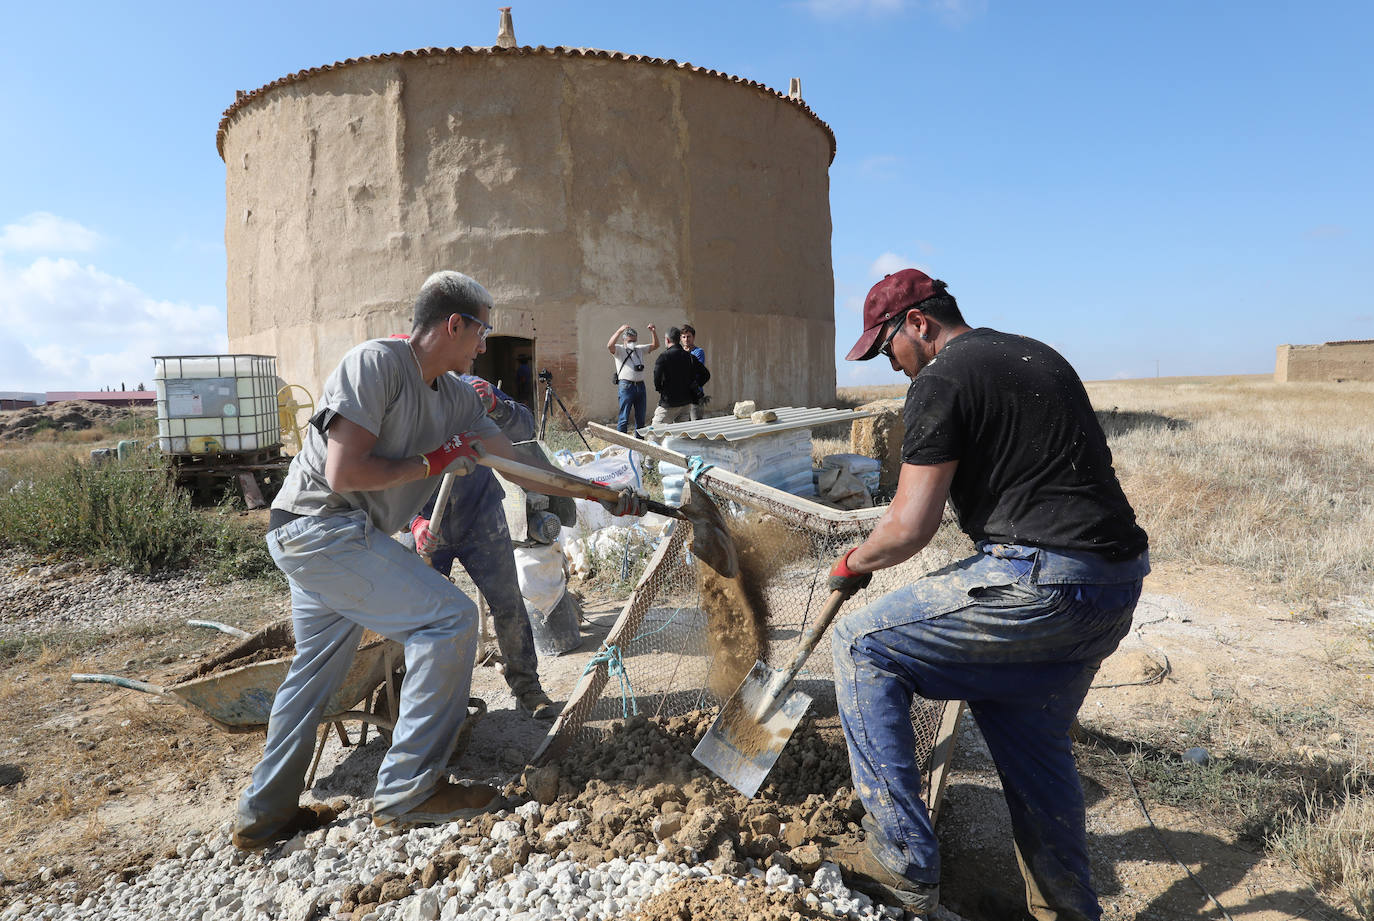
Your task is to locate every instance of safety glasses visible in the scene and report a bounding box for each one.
[459,313,493,342]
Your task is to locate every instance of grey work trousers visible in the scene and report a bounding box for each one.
[235,510,478,835]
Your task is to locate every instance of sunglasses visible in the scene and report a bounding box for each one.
[459,313,493,342]
[878,314,906,359]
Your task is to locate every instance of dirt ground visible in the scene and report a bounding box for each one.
[0,558,1370,919]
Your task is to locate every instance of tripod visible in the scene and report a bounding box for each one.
[538,371,591,450]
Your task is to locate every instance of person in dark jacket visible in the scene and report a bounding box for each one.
[651,326,710,425]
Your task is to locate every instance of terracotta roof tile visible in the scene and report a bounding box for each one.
[217,45,835,162]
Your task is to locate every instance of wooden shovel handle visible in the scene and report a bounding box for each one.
[474,447,682,519]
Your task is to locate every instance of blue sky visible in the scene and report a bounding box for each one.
[1,0,1370,391]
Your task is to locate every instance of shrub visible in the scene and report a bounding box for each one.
[0,452,276,578]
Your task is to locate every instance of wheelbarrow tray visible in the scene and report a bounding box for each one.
[73,620,401,734]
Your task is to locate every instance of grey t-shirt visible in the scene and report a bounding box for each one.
[272,338,500,535]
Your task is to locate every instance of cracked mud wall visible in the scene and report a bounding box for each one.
[223,53,835,416]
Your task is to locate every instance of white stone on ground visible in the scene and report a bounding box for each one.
[6,806,922,921]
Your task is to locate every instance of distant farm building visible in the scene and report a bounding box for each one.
[217,13,837,418]
[1275,340,1374,382]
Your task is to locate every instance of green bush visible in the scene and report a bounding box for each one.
[0,454,276,578]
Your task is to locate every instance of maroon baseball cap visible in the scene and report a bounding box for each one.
[845,268,941,361]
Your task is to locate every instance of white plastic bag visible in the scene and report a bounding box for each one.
[514,543,566,615]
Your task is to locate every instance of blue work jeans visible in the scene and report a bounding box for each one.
[428,491,541,696]
[616,380,646,433]
[832,545,1146,921]
[235,510,479,835]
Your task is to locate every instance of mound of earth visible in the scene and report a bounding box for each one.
[0,400,153,441]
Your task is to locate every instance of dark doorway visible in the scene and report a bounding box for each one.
[473,336,535,410]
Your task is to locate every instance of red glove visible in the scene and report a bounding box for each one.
[828,547,872,599]
[593,481,648,517]
[410,517,436,554]
[470,378,498,414]
[420,432,480,477]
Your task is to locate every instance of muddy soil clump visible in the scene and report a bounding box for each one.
[339,710,865,917]
[624,874,837,920]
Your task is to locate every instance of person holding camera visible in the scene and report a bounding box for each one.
[652,326,711,425]
[607,323,659,433]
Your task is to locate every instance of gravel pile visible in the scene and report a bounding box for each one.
[0,550,283,641]
[5,711,962,921]
[10,806,904,921]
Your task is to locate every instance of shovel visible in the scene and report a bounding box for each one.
[471,446,739,578]
[420,471,457,566]
[693,588,848,797]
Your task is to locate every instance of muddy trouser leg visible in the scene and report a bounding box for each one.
[236,511,479,831]
[830,553,1140,919]
[451,500,542,697]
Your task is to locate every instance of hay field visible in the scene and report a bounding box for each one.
[837,375,1374,604]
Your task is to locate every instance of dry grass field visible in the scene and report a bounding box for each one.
[0,380,1370,919]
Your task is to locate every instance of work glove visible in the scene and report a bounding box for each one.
[420,432,480,477]
[410,517,437,554]
[596,483,649,518]
[470,378,499,415]
[828,547,873,599]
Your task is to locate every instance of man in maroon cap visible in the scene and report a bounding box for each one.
[824,269,1149,920]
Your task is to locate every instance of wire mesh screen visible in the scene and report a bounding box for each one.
[537,470,964,794]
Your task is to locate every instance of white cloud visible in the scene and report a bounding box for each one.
[858,154,903,179]
[0,212,102,253]
[0,255,227,391]
[800,0,905,17]
[798,0,983,21]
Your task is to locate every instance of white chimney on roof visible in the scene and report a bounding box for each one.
[496,7,516,48]
[789,78,803,101]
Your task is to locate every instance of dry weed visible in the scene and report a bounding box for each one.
[1274,790,1374,919]
[1086,377,1374,601]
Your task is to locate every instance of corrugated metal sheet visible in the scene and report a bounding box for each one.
[638,406,873,442]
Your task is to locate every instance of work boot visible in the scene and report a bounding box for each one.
[372,780,508,830]
[515,688,563,721]
[824,837,939,914]
[231,802,341,851]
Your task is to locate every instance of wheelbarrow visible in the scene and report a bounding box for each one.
[72,619,484,788]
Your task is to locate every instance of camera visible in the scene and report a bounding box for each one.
[633,364,644,373]
[537,368,553,382]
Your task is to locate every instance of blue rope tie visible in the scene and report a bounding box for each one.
[583,643,638,717]
[685,455,715,483]
[583,603,692,718]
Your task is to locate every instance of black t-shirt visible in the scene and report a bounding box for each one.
[902,327,1147,560]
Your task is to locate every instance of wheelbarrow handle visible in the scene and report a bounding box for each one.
[71,674,173,698]
[186,619,253,639]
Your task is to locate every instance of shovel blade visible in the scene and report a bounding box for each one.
[692,660,811,797]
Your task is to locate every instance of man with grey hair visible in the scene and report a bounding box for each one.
[232,270,648,848]
[607,322,658,433]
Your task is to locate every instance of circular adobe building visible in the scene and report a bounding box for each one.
[219,39,836,420]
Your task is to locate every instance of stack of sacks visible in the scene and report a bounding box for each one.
[659,428,815,505]
[556,447,671,575]
[818,453,882,496]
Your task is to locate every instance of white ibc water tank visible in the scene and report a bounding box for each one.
[153,354,281,454]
